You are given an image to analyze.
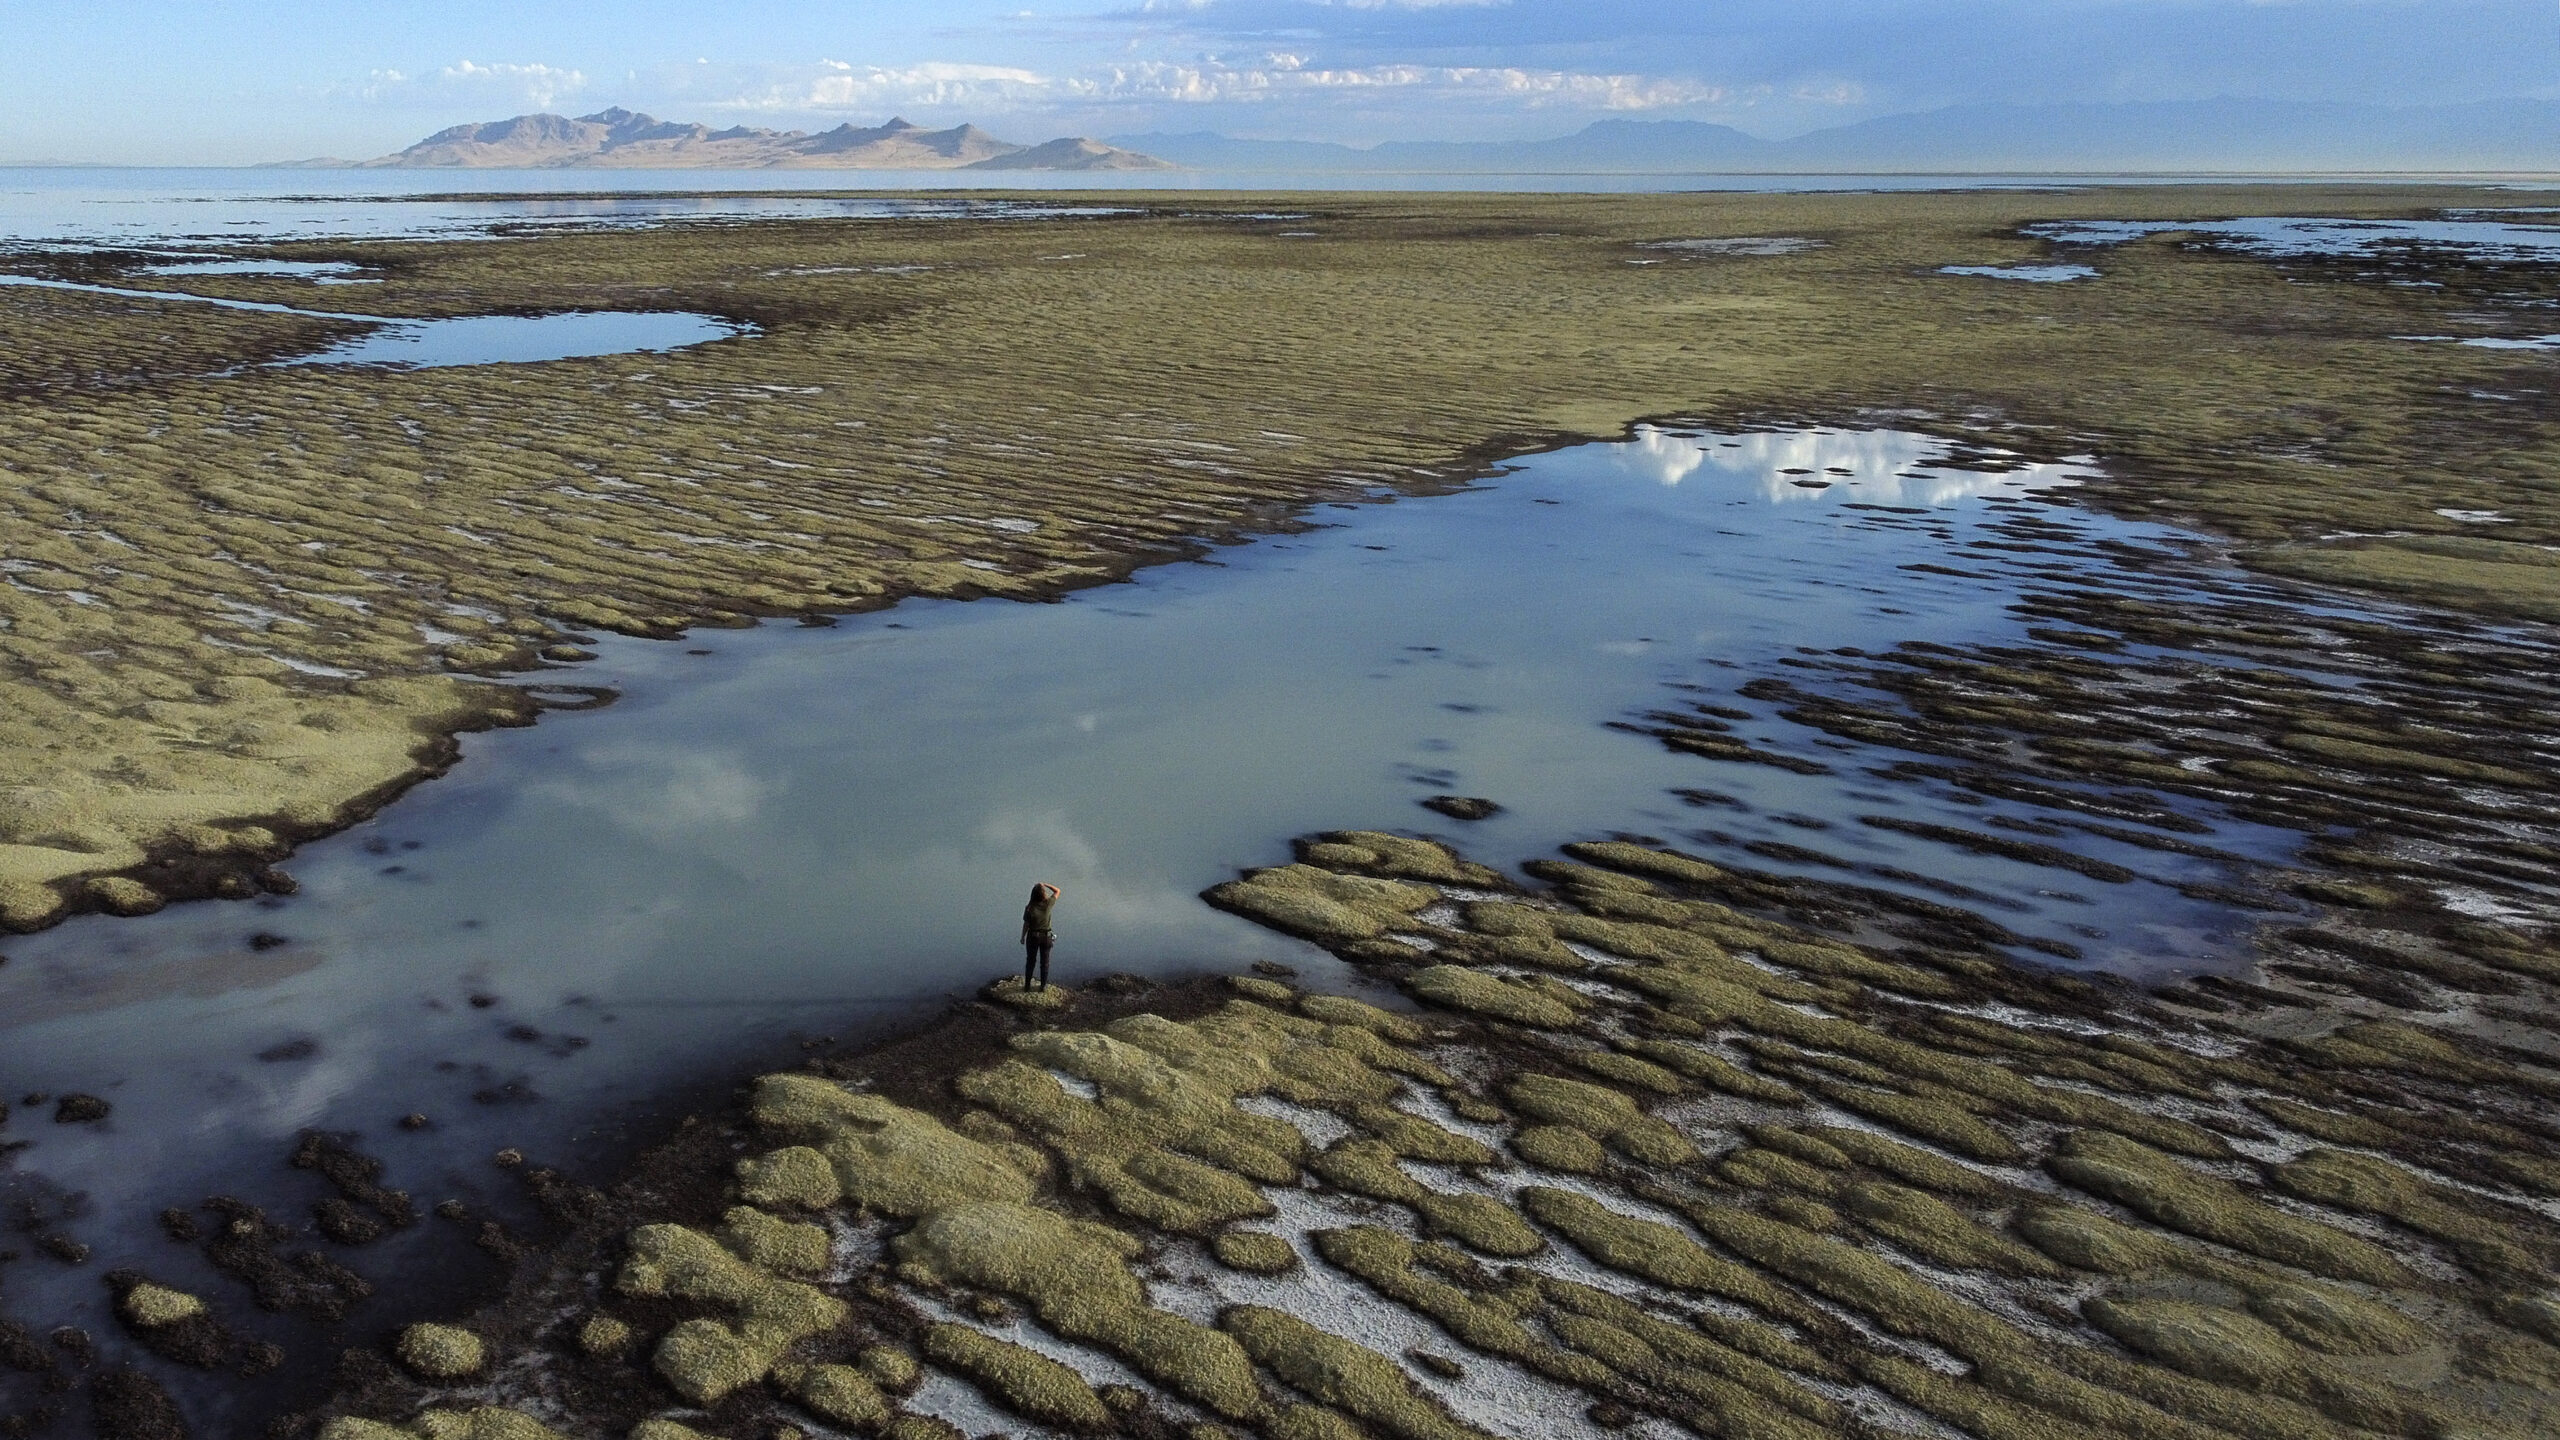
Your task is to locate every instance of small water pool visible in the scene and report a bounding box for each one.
[275,309,745,369]
[1940,263,2097,282]
[0,272,746,369]
[141,257,366,279]
[2027,214,2560,261]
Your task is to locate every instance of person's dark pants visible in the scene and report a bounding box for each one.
[1023,934,1053,989]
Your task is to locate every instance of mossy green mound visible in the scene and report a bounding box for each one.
[893,1202,1265,1421]
[1221,1306,1491,1440]
[395,1323,487,1381]
[1212,1230,1300,1274]
[748,1075,1036,1218]
[774,1360,891,1429]
[919,1322,1115,1431]
[1205,863,1438,942]
[119,1283,206,1329]
[616,1222,850,1403]
[2048,1130,2416,1286]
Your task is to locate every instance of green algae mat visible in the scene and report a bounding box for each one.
[4,185,2558,931]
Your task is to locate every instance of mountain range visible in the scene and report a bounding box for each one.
[271,98,2555,175]
[1114,99,2560,174]
[277,108,1171,171]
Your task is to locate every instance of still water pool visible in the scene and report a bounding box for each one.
[0,272,744,369]
[0,426,2332,1407]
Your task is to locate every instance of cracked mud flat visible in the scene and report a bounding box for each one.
[3,189,2560,1438]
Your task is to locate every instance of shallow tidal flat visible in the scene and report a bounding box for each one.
[3,184,2559,927]
[0,187,2557,1440]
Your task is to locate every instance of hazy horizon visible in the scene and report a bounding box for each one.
[3,1,2554,168]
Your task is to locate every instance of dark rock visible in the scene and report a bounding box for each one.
[313,1200,384,1246]
[37,1235,89,1265]
[52,1095,110,1125]
[247,933,289,952]
[1421,794,1503,821]
[288,1133,414,1230]
[397,1114,430,1132]
[257,1039,318,1064]
[1405,1348,1464,1379]
[0,1322,50,1373]
[522,1168,602,1225]
[199,1198,372,1322]
[1587,1400,1637,1428]
[1249,961,1297,978]
[89,1368,185,1440]
[471,1221,529,1265]
[157,1210,200,1244]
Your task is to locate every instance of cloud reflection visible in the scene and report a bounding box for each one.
[529,742,773,845]
[1607,426,2084,506]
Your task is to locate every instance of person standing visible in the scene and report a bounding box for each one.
[1021,882,1061,990]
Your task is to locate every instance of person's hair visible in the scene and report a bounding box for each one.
[1028,883,1051,903]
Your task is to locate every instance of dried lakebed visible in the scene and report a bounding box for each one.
[6,423,2559,1438]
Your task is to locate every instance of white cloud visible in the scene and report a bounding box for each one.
[345,59,589,111]
[719,54,1720,115]
[443,61,589,110]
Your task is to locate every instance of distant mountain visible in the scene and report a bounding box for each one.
[283,108,1171,171]
[1116,100,2560,174]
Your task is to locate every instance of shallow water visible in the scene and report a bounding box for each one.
[0,424,2351,1403]
[0,171,1139,250]
[10,169,2532,252]
[1940,263,2098,282]
[0,273,744,369]
[273,310,744,369]
[139,257,366,278]
[2029,214,2560,260]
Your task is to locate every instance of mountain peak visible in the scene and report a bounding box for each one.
[354,109,1170,171]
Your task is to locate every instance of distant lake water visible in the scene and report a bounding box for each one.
[2,167,2534,250]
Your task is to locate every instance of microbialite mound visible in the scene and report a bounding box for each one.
[276,829,2556,1440]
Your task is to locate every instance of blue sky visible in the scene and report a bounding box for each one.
[3,1,2554,164]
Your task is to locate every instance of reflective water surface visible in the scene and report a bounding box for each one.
[11,170,2539,252]
[0,273,745,369]
[0,426,2350,1403]
[2029,214,2560,259]
[1940,263,2098,282]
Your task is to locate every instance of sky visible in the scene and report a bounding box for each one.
[1,0,2554,165]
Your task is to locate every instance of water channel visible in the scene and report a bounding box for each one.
[0,423,2351,1424]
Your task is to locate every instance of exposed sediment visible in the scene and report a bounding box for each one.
[250,824,2559,1440]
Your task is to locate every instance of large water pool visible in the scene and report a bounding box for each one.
[0,425,2353,1425]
